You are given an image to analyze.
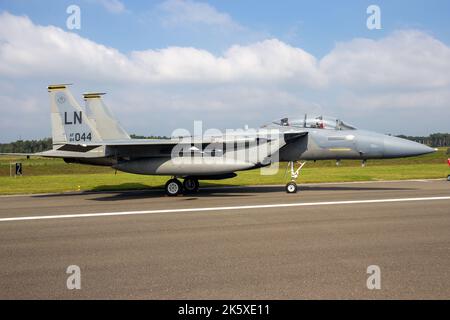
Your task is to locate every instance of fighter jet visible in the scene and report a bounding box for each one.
[3,85,435,195]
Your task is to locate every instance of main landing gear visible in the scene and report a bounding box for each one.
[285,161,306,194]
[165,179,183,196]
[165,177,200,196]
[183,177,200,193]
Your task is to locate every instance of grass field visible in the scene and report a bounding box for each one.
[0,148,449,195]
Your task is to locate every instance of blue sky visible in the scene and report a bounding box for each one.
[0,0,450,141]
[2,0,450,56]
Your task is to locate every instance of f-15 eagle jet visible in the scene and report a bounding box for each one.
[4,85,435,196]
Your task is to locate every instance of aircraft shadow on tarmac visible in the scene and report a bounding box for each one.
[32,184,414,202]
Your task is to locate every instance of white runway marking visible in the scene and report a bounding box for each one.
[1,196,450,223]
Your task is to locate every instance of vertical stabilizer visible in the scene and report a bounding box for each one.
[83,93,130,141]
[48,84,101,145]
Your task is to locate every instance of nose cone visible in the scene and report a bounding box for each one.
[383,136,435,158]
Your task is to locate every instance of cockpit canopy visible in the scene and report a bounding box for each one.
[272,115,357,130]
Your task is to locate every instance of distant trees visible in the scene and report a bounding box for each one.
[0,138,52,153]
[397,133,450,147]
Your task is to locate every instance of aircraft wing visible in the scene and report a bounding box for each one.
[75,139,183,147]
[56,135,276,150]
[59,131,308,149]
[21,131,308,159]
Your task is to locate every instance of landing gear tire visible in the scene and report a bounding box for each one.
[165,179,183,197]
[447,175,450,181]
[183,178,199,193]
[286,182,298,194]
[284,161,306,194]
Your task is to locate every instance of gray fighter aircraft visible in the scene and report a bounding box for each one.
[4,85,435,195]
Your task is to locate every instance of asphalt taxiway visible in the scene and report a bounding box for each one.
[0,179,449,299]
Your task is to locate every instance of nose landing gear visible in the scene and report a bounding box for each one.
[286,181,298,193]
[285,161,306,194]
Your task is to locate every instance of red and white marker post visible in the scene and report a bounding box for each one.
[447,158,450,181]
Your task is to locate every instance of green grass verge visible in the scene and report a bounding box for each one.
[0,148,448,195]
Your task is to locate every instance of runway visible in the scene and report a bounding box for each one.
[1,179,449,299]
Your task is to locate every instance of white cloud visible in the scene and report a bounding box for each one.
[321,30,450,91]
[158,0,242,31]
[130,40,324,86]
[0,13,323,86]
[0,13,134,80]
[0,12,449,141]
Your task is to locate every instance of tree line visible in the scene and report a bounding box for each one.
[0,138,53,153]
[1,133,449,154]
[396,133,450,148]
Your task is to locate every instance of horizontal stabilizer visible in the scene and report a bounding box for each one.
[57,144,100,152]
[0,153,37,157]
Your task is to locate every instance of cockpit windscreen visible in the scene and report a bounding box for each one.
[273,116,356,130]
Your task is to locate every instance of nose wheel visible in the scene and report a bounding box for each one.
[285,161,306,194]
[286,181,298,193]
